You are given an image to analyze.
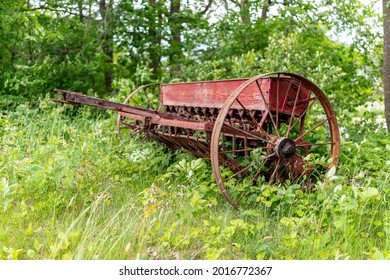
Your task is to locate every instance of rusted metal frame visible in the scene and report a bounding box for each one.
[171,136,208,158]
[217,153,245,175]
[155,130,208,143]
[55,89,208,124]
[151,118,212,131]
[232,135,237,157]
[54,71,341,209]
[119,112,146,122]
[191,139,211,158]
[176,138,202,157]
[258,111,269,128]
[121,121,142,131]
[150,129,185,149]
[54,89,160,117]
[55,89,221,133]
[219,147,257,154]
[149,132,182,150]
[156,131,200,157]
[116,84,158,139]
[160,78,253,110]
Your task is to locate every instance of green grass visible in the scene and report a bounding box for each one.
[0,97,389,260]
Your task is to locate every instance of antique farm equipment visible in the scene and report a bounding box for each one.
[54,72,340,208]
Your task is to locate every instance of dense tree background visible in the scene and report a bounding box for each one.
[0,0,385,128]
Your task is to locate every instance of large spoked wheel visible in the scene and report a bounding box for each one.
[116,84,159,139]
[210,72,340,209]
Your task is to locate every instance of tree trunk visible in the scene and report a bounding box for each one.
[239,0,250,25]
[148,0,162,79]
[384,0,390,133]
[99,0,114,94]
[169,0,182,76]
[229,0,250,24]
[261,0,272,21]
[78,0,84,22]
[27,0,34,63]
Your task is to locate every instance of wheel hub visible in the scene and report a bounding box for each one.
[274,137,296,158]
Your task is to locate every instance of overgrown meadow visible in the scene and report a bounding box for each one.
[1,0,389,261]
[0,89,389,260]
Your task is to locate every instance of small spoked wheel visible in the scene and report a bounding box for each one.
[116,84,159,139]
[210,72,340,209]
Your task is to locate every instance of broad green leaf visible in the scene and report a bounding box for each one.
[326,166,336,178]
[358,187,380,202]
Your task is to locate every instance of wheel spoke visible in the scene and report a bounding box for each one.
[282,81,293,109]
[268,158,281,184]
[223,153,275,183]
[236,98,271,138]
[285,97,318,137]
[244,137,249,158]
[236,191,246,206]
[256,79,280,137]
[286,81,302,138]
[259,111,269,128]
[296,141,334,147]
[288,161,294,180]
[299,113,306,136]
[232,135,237,157]
[288,154,306,182]
[219,147,257,155]
[295,117,330,141]
[290,161,304,182]
[221,124,275,145]
[235,167,262,206]
[129,96,141,107]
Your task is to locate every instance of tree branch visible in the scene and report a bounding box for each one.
[200,0,214,15]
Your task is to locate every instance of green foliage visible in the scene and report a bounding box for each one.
[0,93,389,259]
[0,0,388,261]
[0,0,116,97]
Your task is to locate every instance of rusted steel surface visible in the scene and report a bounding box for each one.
[161,77,310,116]
[268,77,311,116]
[54,89,214,131]
[54,72,340,209]
[161,78,268,111]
